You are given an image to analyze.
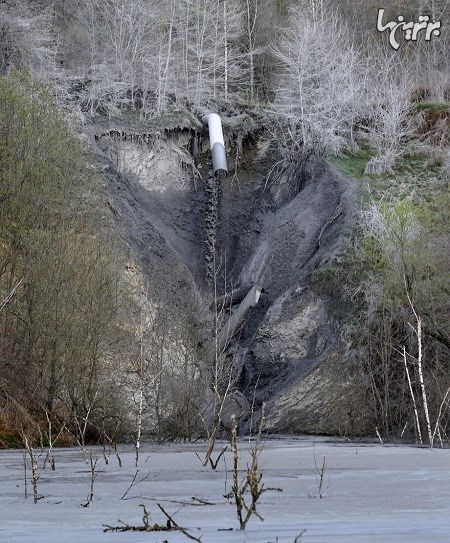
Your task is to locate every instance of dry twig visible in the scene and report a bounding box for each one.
[156,502,203,542]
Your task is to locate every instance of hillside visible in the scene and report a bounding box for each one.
[0,0,448,447]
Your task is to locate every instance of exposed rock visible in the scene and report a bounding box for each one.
[261,350,367,436]
[220,391,251,430]
[252,288,330,377]
[240,287,368,436]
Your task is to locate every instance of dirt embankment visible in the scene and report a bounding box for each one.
[94,116,366,436]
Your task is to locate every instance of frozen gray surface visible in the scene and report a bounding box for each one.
[1,439,449,542]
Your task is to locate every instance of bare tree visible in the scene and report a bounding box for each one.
[42,408,67,470]
[243,0,259,103]
[363,52,414,174]
[132,313,147,467]
[199,258,246,468]
[273,5,364,155]
[402,346,423,444]
[164,0,245,108]
[71,0,157,115]
[120,287,203,445]
[22,435,40,504]
[0,0,57,77]
[230,406,282,530]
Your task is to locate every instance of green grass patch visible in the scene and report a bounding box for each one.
[331,146,442,182]
[328,147,374,180]
[330,145,446,210]
[397,150,441,172]
[416,102,450,112]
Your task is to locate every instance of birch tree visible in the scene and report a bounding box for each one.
[360,194,450,441]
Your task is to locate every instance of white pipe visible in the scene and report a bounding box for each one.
[202,113,228,176]
[216,284,262,354]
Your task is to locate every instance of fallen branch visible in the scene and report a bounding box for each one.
[103,504,173,533]
[156,503,202,542]
[191,496,216,506]
[104,503,202,542]
[102,522,172,533]
[150,497,217,507]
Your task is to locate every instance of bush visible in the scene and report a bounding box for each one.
[0,73,122,438]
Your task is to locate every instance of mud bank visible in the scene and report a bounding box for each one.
[94,116,365,435]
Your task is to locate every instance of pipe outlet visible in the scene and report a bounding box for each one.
[202,113,228,176]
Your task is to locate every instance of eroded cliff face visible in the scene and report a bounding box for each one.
[93,116,366,436]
